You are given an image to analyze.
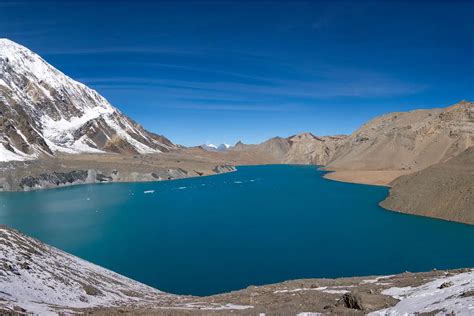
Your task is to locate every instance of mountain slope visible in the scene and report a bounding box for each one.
[327,101,473,171]
[232,133,347,165]
[380,146,474,224]
[0,225,174,314]
[0,38,175,162]
[0,226,256,314]
[2,225,473,315]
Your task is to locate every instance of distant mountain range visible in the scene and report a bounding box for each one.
[0,39,176,162]
[199,143,232,152]
[232,133,347,165]
[231,101,473,172]
[2,38,471,173]
[326,101,473,171]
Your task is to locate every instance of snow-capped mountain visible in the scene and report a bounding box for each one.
[200,143,232,152]
[217,143,231,151]
[0,39,176,162]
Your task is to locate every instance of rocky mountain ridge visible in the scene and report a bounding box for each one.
[0,39,176,162]
[327,101,473,171]
[230,101,473,171]
[232,132,347,165]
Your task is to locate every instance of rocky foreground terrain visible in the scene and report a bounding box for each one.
[1,226,473,315]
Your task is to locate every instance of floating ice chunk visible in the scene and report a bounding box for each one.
[144,190,155,194]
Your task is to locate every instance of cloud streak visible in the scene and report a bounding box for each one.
[168,103,306,112]
[83,74,427,100]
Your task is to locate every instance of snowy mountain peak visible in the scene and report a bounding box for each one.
[0,38,83,90]
[217,143,231,151]
[200,143,232,152]
[0,39,176,162]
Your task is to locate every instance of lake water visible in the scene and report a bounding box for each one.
[0,165,473,296]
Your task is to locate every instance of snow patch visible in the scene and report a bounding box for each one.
[178,302,253,310]
[361,275,395,284]
[0,226,253,314]
[370,270,474,315]
[0,144,31,162]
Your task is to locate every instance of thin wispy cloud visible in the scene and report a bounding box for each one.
[42,46,200,56]
[123,62,275,83]
[83,74,426,99]
[1,0,471,146]
[169,103,306,112]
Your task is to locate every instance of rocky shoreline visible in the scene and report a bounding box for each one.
[0,152,236,192]
[0,149,472,226]
[1,226,472,315]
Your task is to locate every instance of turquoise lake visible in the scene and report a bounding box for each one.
[0,165,473,296]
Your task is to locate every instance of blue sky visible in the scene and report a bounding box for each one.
[1,1,473,146]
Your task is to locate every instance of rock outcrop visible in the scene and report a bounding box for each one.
[212,165,236,173]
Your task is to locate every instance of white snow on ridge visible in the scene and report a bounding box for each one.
[0,227,254,314]
[0,39,171,161]
[370,270,474,315]
[200,143,232,152]
[0,227,168,314]
[0,144,31,162]
[40,104,114,150]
